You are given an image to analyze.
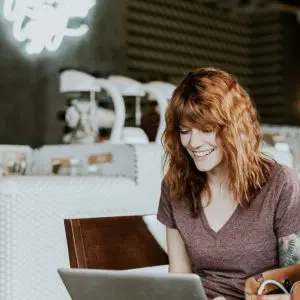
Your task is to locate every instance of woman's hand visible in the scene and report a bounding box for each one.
[213,297,226,300]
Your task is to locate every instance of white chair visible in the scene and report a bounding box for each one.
[143,81,175,144]
[108,75,150,144]
[108,76,176,144]
[60,70,126,143]
[121,127,149,144]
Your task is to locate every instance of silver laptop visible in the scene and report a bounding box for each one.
[58,268,208,300]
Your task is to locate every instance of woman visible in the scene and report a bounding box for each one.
[157,67,300,300]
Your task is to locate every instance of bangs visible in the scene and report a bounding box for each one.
[175,97,219,131]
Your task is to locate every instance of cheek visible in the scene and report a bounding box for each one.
[215,149,223,161]
[208,134,218,147]
[180,134,189,147]
[212,148,224,165]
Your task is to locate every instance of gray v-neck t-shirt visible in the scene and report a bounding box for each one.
[157,163,300,300]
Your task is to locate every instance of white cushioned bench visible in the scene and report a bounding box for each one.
[0,144,165,300]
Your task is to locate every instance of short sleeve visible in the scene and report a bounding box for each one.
[274,166,300,238]
[157,179,177,229]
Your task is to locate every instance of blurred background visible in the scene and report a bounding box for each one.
[2,3,300,298]
[1,0,300,147]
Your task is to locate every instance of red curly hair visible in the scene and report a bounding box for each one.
[163,67,272,217]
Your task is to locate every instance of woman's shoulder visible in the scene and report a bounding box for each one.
[160,175,171,197]
[270,163,299,187]
[161,173,172,189]
[263,163,300,207]
[161,176,168,187]
[254,163,299,202]
[270,164,300,237]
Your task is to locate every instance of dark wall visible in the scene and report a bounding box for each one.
[125,0,251,86]
[125,1,300,126]
[249,12,285,124]
[0,4,44,147]
[0,0,128,146]
[249,11,300,126]
[281,13,300,126]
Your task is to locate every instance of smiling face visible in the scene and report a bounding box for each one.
[179,125,223,173]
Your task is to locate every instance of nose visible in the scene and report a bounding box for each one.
[188,129,203,149]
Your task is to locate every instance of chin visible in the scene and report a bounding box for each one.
[194,163,216,172]
[193,157,222,172]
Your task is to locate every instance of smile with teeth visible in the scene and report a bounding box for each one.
[193,149,215,157]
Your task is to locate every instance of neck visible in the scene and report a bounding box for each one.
[206,165,228,189]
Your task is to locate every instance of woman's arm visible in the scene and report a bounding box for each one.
[278,231,300,267]
[167,227,227,300]
[167,227,192,273]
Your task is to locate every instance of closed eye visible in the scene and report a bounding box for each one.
[202,129,213,133]
[179,129,190,134]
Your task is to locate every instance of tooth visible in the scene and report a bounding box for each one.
[193,149,213,157]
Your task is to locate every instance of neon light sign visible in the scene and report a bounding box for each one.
[3,0,96,54]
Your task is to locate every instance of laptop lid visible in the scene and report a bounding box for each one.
[58,268,208,300]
